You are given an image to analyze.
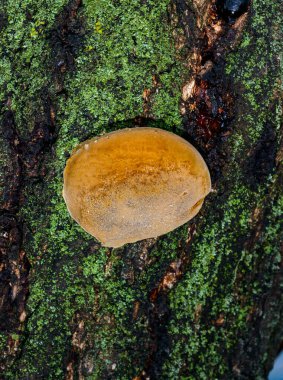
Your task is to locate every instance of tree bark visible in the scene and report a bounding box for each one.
[0,0,282,379]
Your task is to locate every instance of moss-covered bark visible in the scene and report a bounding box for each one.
[0,0,282,379]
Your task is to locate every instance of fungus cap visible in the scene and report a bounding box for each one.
[63,127,211,247]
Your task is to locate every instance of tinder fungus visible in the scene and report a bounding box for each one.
[63,127,211,247]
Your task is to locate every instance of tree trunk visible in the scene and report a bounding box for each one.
[0,0,282,379]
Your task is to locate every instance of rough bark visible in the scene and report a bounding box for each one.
[0,0,282,379]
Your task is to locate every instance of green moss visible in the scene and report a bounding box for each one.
[0,0,69,137]
[1,0,281,377]
[1,0,184,377]
[56,0,183,156]
[164,178,282,378]
[226,0,282,153]
[162,0,282,377]
[0,332,7,352]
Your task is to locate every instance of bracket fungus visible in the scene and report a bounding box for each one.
[63,127,211,248]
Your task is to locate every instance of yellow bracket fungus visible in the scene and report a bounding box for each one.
[63,127,211,247]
